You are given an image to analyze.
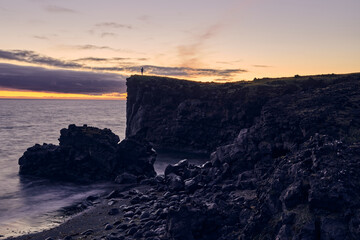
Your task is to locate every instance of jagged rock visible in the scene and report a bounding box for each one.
[164,159,201,182]
[281,181,307,209]
[184,179,198,193]
[166,204,222,240]
[116,138,156,178]
[104,224,113,230]
[166,206,194,240]
[165,159,188,176]
[18,124,156,182]
[106,190,123,199]
[166,173,184,192]
[126,74,360,153]
[81,229,94,236]
[115,172,137,184]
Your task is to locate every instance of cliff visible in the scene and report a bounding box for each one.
[124,73,360,239]
[126,73,360,153]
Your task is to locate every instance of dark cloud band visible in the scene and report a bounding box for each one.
[0,50,82,69]
[0,63,126,94]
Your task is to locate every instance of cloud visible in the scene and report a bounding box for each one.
[0,49,82,68]
[32,34,57,40]
[253,65,272,68]
[73,57,148,67]
[73,57,136,65]
[73,57,108,62]
[112,57,132,61]
[66,44,129,53]
[123,65,246,78]
[177,24,223,67]
[72,45,114,50]
[101,32,117,38]
[95,22,132,29]
[0,63,126,94]
[33,35,49,40]
[138,15,151,22]
[0,49,246,79]
[216,60,242,65]
[44,5,76,13]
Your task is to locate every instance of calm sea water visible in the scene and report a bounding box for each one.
[0,99,207,238]
[0,99,126,238]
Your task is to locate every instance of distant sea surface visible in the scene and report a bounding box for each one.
[0,99,126,238]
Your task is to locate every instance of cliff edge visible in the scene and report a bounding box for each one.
[126,73,360,153]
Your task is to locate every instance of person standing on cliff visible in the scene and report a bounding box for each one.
[141,67,144,75]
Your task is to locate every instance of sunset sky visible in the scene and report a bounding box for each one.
[0,0,359,99]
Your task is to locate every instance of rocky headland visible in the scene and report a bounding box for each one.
[11,72,360,240]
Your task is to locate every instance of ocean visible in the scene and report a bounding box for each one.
[0,99,126,238]
[0,99,207,238]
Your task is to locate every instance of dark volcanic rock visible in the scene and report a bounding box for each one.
[126,74,360,153]
[220,135,360,239]
[116,138,156,178]
[124,73,360,239]
[166,206,194,240]
[166,205,222,240]
[114,172,138,184]
[19,124,156,182]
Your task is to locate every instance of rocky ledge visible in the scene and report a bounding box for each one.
[19,124,156,183]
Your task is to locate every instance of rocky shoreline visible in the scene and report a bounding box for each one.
[7,73,360,239]
[8,134,360,240]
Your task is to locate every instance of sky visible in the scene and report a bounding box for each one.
[0,0,359,99]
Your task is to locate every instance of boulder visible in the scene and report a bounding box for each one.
[19,124,156,183]
[116,138,156,178]
[165,159,189,176]
[114,173,138,184]
[166,205,222,240]
[167,173,184,192]
[166,206,194,240]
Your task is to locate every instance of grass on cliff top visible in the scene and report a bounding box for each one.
[129,72,360,88]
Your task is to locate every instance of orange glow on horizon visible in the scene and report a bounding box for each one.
[0,90,127,100]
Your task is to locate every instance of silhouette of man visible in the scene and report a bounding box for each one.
[141,67,144,75]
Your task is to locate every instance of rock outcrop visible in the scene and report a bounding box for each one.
[19,124,156,183]
[138,135,360,239]
[126,73,360,153]
[122,73,360,239]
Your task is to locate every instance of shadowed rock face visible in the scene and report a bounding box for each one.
[211,76,360,174]
[19,124,156,183]
[126,73,360,153]
[124,73,360,239]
